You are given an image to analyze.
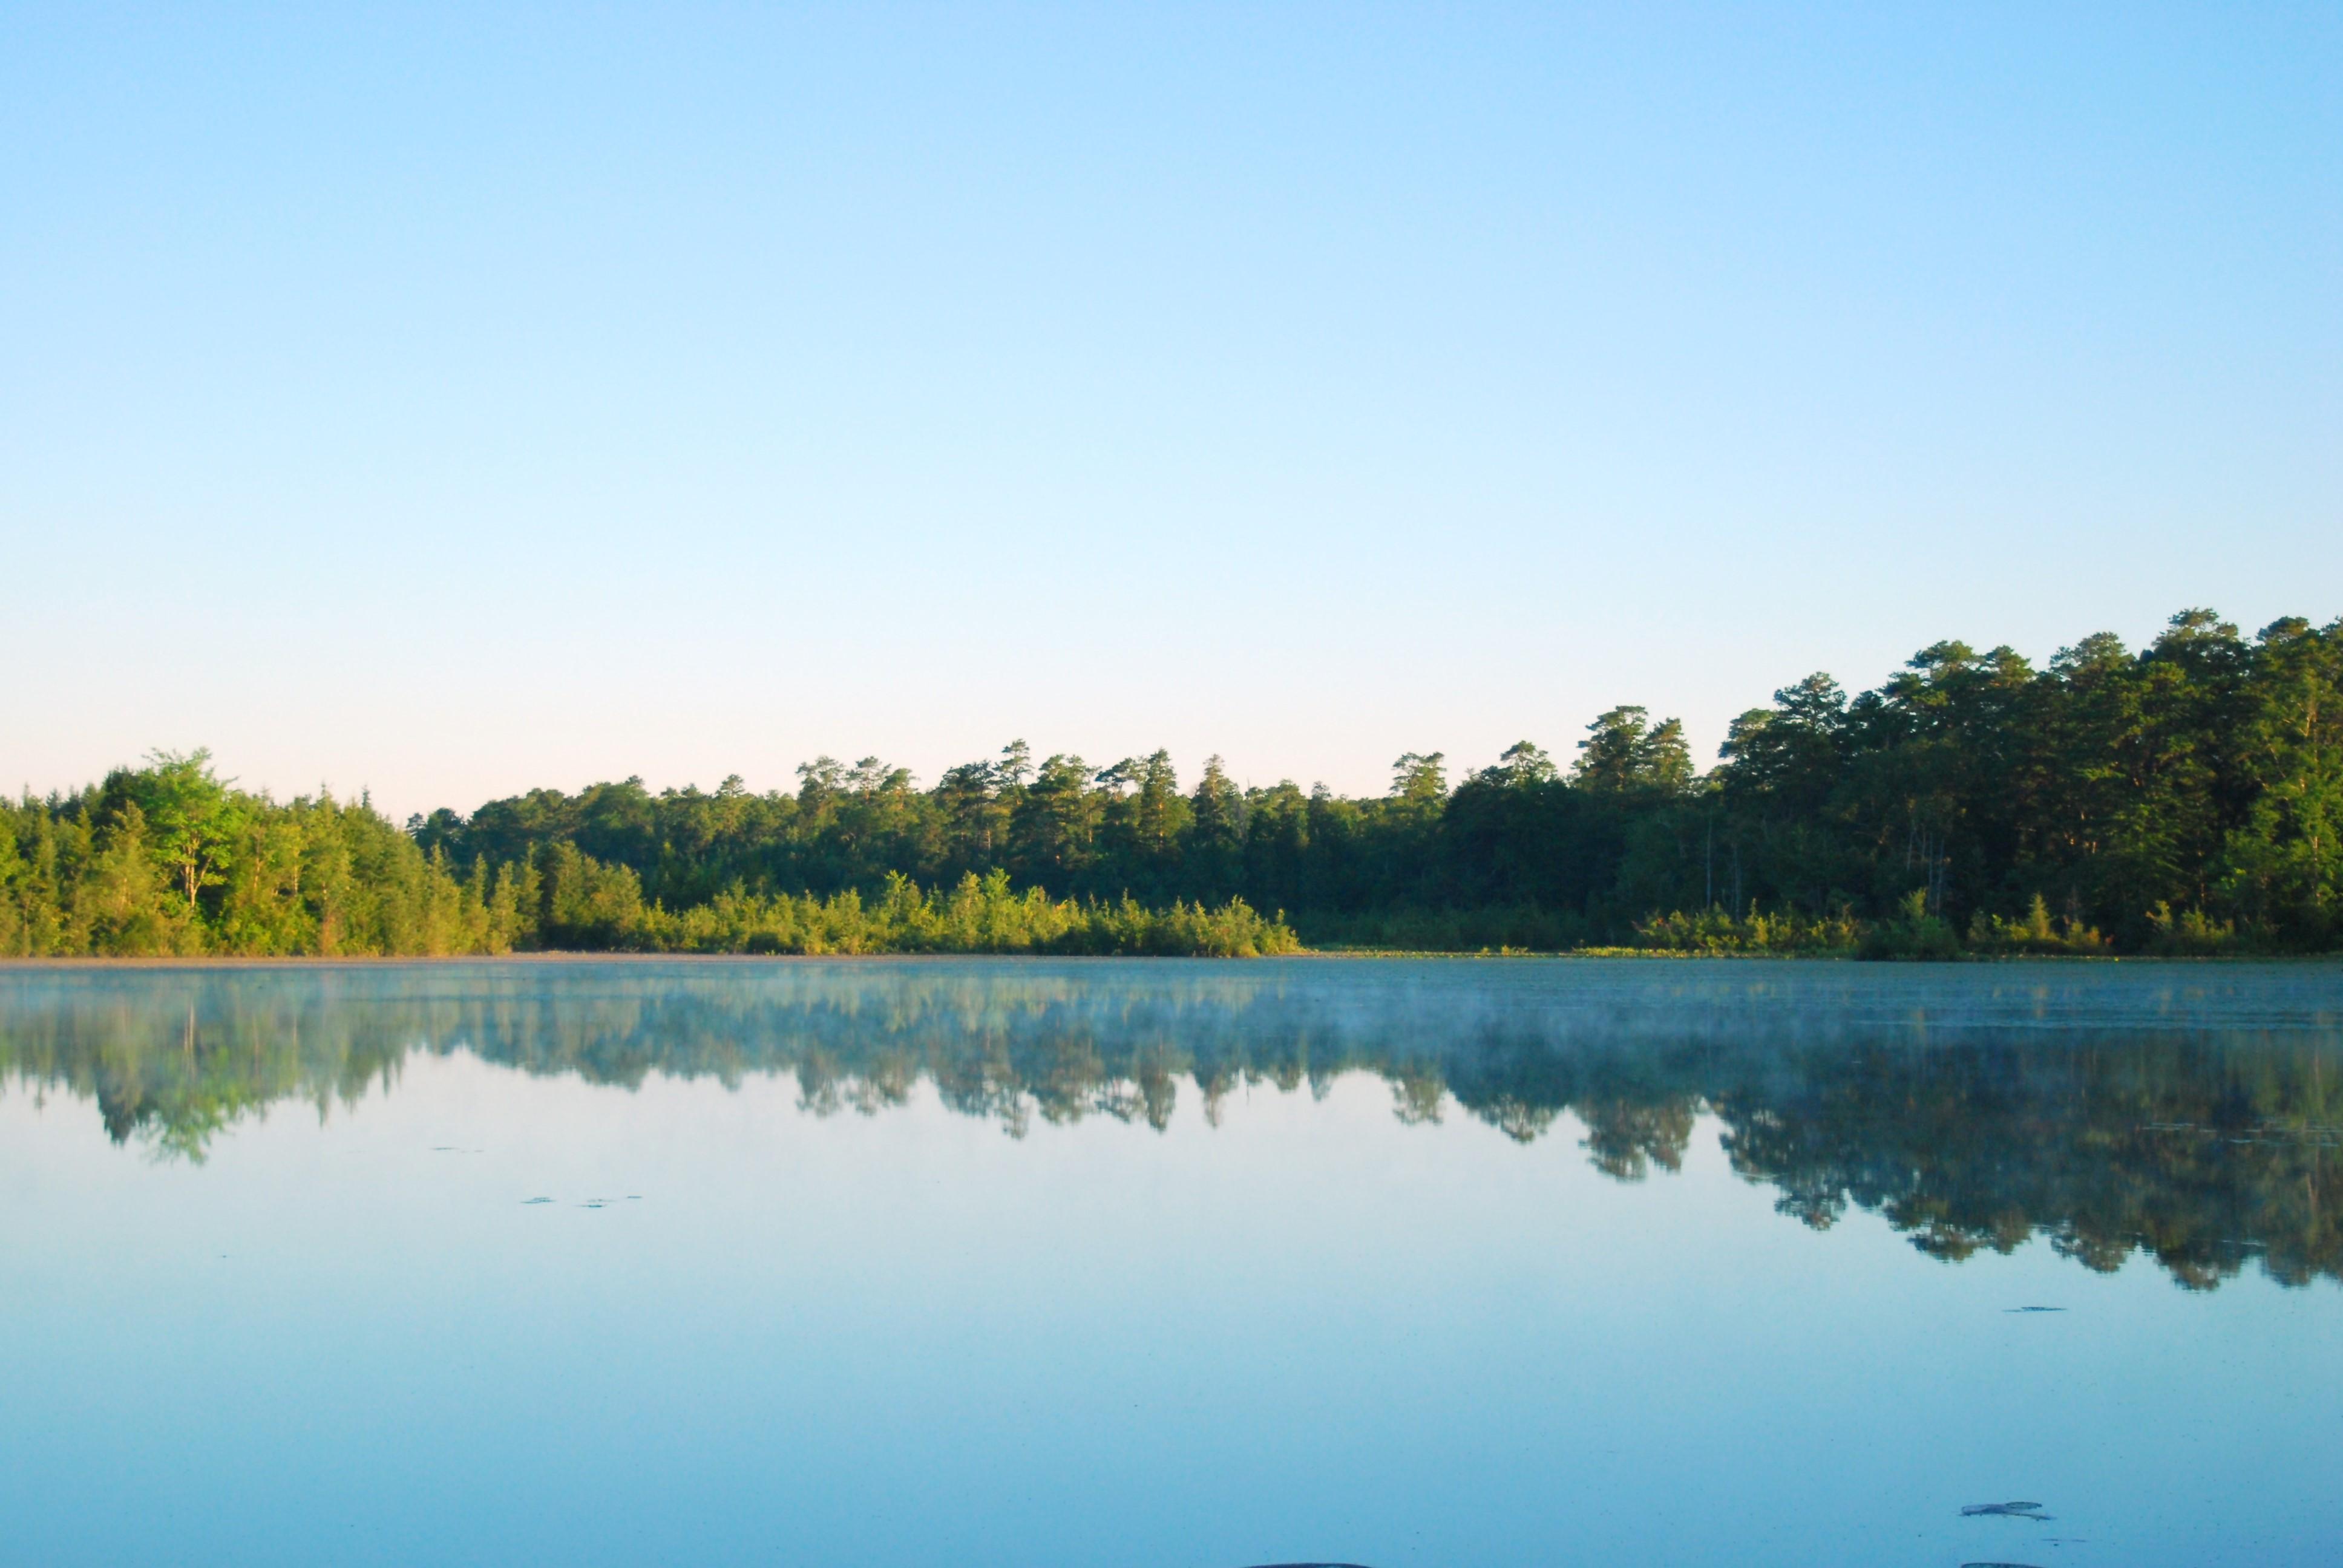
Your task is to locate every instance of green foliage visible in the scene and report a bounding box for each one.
[1966,893,2112,956]
[637,870,1298,958]
[2143,901,2247,956]
[1858,887,1964,961]
[76,803,197,956]
[1573,707,1694,794]
[1634,904,1864,955]
[6,607,2341,959]
[513,854,1292,958]
[1,759,522,958]
[0,754,1295,958]
[117,748,238,915]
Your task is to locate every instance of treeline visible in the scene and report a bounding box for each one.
[0,757,1293,958]
[410,606,2338,954]
[4,606,2338,956]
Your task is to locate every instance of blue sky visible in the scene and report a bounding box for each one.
[4,3,2336,815]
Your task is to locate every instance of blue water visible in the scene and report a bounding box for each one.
[4,958,2341,1566]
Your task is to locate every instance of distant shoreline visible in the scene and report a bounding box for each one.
[5,949,2333,970]
[11,613,2342,963]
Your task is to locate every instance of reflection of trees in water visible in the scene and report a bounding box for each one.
[1581,1099,1697,1181]
[1714,1037,2343,1290]
[4,961,2340,1291]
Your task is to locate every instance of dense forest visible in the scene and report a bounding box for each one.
[2,607,2338,957]
[5,963,2336,1290]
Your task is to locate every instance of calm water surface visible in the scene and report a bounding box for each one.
[4,958,2341,1567]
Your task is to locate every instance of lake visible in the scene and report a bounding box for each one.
[3,957,2339,1567]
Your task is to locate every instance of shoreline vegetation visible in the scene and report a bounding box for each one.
[4,607,2337,961]
[4,943,2332,963]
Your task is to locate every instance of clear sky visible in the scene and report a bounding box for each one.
[4,3,2336,818]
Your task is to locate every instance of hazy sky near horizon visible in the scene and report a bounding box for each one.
[4,3,2336,817]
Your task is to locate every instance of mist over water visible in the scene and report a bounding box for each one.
[5,958,2341,1565]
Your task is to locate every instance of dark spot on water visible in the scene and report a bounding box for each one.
[522,1197,554,1205]
[1960,1561,2049,1567]
[1961,1501,2053,1520]
[2005,1305,2066,1313]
